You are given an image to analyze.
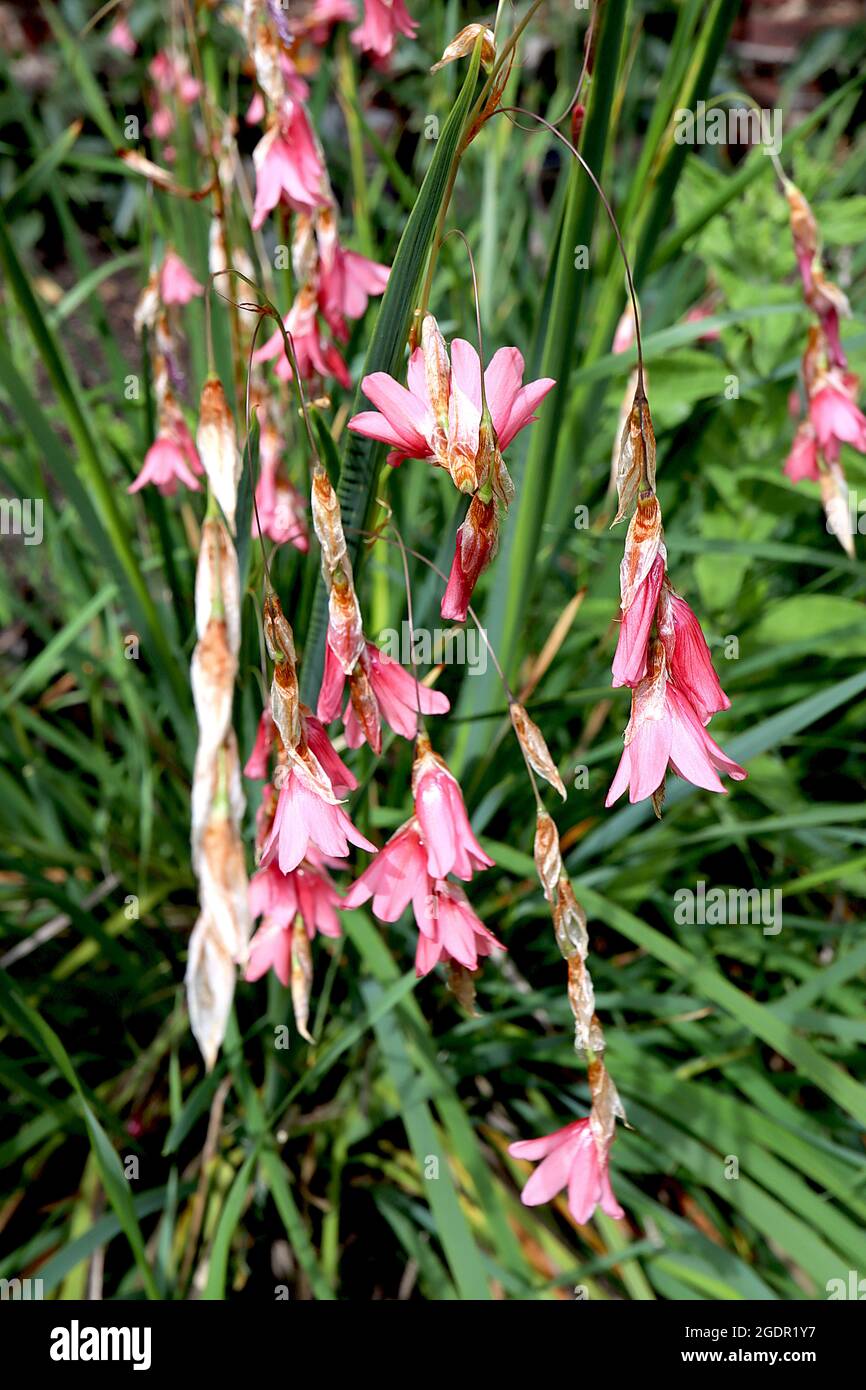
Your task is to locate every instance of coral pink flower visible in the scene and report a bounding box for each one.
[611,552,665,689]
[261,763,373,873]
[246,855,343,985]
[150,106,175,141]
[108,18,137,55]
[784,420,821,483]
[352,0,417,62]
[606,649,745,806]
[243,708,274,780]
[809,375,866,463]
[348,331,555,473]
[413,879,503,978]
[666,591,730,725]
[160,250,204,306]
[246,91,266,126]
[412,738,493,880]
[128,416,202,495]
[344,821,502,977]
[253,427,309,550]
[319,246,390,338]
[440,494,498,623]
[251,106,328,228]
[306,0,357,44]
[343,819,429,922]
[683,297,721,343]
[245,705,356,792]
[318,639,449,748]
[509,1118,624,1225]
[254,285,350,387]
[149,49,200,103]
[304,712,357,797]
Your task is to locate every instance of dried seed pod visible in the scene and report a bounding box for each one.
[264,594,301,753]
[119,148,215,200]
[588,1057,627,1147]
[821,462,854,558]
[552,877,589,961]
[133,270,160,336]
[186,909,236,1073]
[291,918,315,1044]
[195,518,241,652]
[510,702,567,800]
[567,954,599,1054]
[311,465,350,577]
[785,183,818,266]
[533,809,563,903]
[197,812,252,963]
[613,389,656,525]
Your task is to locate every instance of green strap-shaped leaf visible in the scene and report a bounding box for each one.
[300,43,483,703]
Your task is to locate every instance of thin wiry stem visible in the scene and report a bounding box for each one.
[211,267,322,479]
[496,105,646,394]
[387,517,425,728]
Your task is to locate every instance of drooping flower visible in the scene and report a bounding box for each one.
[784,420,820,483]
[261,756,373,874]
[243,707,273,780]
[253,420,309,550]
[304,0,357,46]
[351,0,417,62]
[509,1117,624,1226]
[611,552,665,689]
[251,104,328,228]
[348,318,555,479]
[606,643,745,806]
[440,493,498,622]
[160,249,204,305]
[413,879,503,978]
[245,853,343,985]
[318,638,449,750]
[318,243,390,339]
[129,404,202,495]
[343,819,429,922]
[253,284,351,387]
[809,373,866,463]
[108,17,137,55]
[663,588,731,725]
[412,734,493,880]
[344,820,502,978]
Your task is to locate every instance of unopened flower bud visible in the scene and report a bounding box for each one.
[197,378,241,533]
[440,495,497,622]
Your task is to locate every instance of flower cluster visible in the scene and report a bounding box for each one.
[345,733,501,983]
[607,390,746,808]
[349,313,555,618]
[783,185,866,554]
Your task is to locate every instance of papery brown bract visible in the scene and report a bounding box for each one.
[613,390,656,525]
[510,702,566,800]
